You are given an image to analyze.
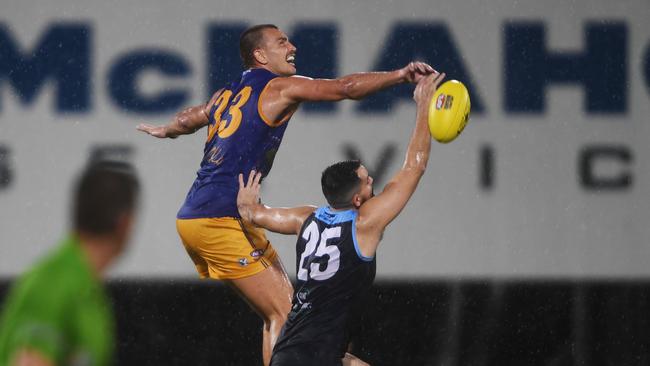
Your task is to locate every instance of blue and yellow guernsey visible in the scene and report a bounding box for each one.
[178,68,293,219]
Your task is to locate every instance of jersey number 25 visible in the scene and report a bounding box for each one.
[298,222,341,281]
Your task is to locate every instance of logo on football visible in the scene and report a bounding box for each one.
[436,94,446,110]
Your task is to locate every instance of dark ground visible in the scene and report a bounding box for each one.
[1,279,649,366]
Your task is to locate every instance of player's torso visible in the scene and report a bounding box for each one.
[178,68,292,219]
[276,207,377,355]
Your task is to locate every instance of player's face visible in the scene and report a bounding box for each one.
[355,165,374,207]
[259,28,297,76]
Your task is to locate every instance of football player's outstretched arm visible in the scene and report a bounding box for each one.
[136,88,224,138]
[259,62,436,124]
[355,72,446,258]
[278,61,435,102]
[237,170,316,235]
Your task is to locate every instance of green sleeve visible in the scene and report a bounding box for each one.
[9,321,66,363]
[0,269,71,364]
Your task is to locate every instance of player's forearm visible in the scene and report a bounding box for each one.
[238,201,263,226]
[165,105,209,138]
[240,203,313,235]
[402,103,432,174]
[239,203,287,233]
[338,69,406,100]
[256,207,299,235]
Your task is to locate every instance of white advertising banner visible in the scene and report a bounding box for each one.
[0,0,648,278]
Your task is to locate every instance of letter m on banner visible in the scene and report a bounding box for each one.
[0,23,92,113]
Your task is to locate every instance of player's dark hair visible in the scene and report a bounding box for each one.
[321,160,362,209]
[73,160,140,235]
[239,24,278,69]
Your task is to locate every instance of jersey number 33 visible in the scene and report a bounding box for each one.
[207,86,253,142]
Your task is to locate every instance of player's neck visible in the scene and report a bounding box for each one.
[328,205,356,212]
[249,65,268,72]
[250,64,282,76]
[76,231,120,278]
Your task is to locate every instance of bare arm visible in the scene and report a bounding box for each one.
[282,62,434,102]
[356,72,446,256]
[10,348,54,366]
[259,62,435,123]
[237,171,316,235]
[136,89,224,138]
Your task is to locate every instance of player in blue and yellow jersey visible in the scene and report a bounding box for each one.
[137,24,435,364]
[236,72,446,366]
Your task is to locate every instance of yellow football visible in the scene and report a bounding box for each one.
[428,80,471,143]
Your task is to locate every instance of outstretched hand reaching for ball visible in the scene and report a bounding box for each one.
[413,71,446,108]
[400,61,437,83]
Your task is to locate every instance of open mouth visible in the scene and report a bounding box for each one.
[286,54,296,66]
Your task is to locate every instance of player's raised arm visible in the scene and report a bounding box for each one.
[355,72,446,255]
[270,61,435,104]
[237,171,316,235]
[136,88,224,138]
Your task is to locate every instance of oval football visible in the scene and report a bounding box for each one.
[428,80,471,143]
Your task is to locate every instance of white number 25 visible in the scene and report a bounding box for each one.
[297,221,341,281]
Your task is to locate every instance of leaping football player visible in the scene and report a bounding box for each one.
[137,24,435,365]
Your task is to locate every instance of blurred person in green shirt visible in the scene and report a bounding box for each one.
[0,160,140,366]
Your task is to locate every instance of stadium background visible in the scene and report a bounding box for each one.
[1,0,649,364]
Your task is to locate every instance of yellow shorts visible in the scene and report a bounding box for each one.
[176,217,278,280]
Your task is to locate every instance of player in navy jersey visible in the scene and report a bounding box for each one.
[236,72,446,365]
[137,24,435,364]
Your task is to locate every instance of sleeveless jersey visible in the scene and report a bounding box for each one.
[272,206,377,360]
[177,68,292,219]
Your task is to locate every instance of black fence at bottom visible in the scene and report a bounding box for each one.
[1,279,649,366]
